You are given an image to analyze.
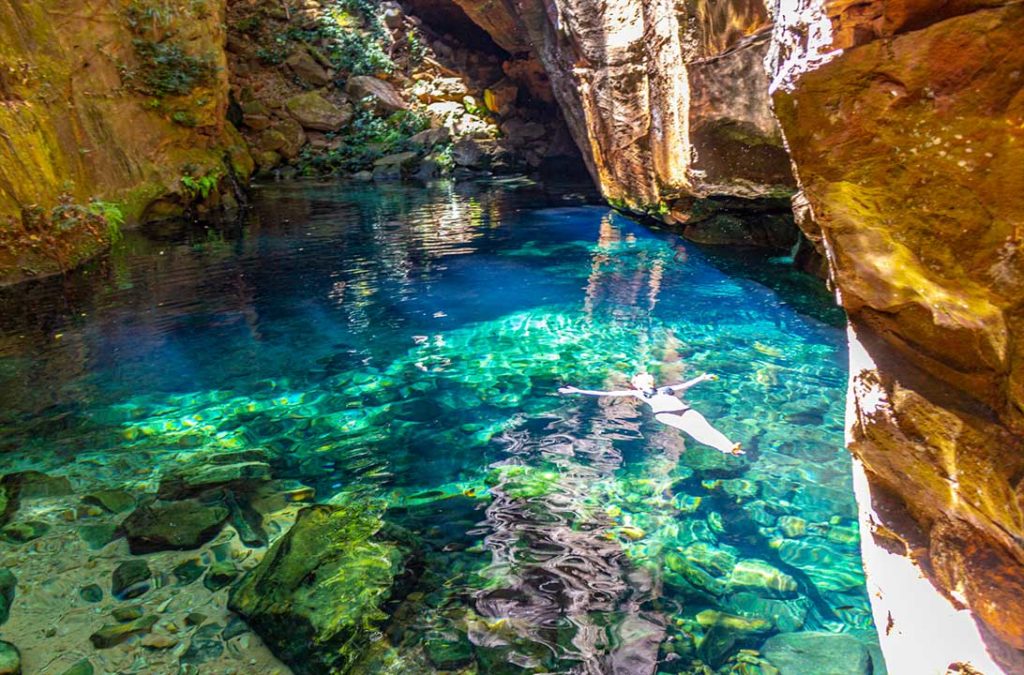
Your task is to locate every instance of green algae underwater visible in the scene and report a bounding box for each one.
[0,179,883,674]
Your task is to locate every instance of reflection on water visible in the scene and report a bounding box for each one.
[0,178,882,674]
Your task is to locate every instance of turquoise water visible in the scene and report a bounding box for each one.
[0,179,879,673]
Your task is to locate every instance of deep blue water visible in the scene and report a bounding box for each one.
[0,179,879,673]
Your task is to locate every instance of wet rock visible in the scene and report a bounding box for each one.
[203,561,239,591]
[725,592,809,633]
[696,609,771,634]
[173,558,206,586]
[140,633,178,650]
[425,636,473,669]
[762,632,870,675]
[778,516,806,538]
[372,152,420,181]
[81,490,135,514]
[111,560,151,599]
[112,605,144,622]
[89,615,158,648]
[777,538,863,592]
[157,452,271,500]
[346,76,408,115]
[284,92,352,132]
[185,612,208,627]
[4,471,72,498]
[500,118,545,145]
[222,615,248,641]
[0,482,17,527]
[228,504,405,673]
[58,659,93,675]
[182,623,224,665]
[78,584,103,603]
[0,570,14,625]
[1,520,48,543]
[77,523,118,550]
[727,559,797,597]
[286,49,331,87]
[0,641,18,675]
[120,499,229,553]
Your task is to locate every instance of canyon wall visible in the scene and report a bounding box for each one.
[0,0,251,283]
[768,1,1024,671]
[453,0,796,216]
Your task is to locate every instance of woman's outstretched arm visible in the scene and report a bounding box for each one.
[558,386,637,397]
[663,373,717,392]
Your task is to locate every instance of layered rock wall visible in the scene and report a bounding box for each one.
[767,0,1024,669]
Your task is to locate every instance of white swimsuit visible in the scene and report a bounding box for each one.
[637,388,690,414]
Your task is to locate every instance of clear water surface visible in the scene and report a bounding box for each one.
[0,179,879,674]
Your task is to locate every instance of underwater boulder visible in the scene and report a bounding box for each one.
[727,560,798,598]
[0,641,19,674]
[156,450,272,500]
[120,499,229,554]
[228,504,407,674]
[761,632,871,675]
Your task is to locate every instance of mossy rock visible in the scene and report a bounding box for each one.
[228,503,406,674]
[0,641,18,675]
[0,570,14,625]
[120,499,229,554]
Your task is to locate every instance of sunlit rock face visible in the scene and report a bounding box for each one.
[453,0,795,213]
[768,0,1024,667]
[0,0,250,226]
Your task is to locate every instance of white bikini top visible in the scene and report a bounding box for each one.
[638,388,689,413]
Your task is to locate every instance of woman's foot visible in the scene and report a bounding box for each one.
[727,442,744,456]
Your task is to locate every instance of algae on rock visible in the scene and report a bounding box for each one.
[228,503,407,674]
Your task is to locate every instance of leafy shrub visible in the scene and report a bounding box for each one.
[297,108,430,175]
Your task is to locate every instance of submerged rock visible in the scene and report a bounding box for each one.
[761,632,871,675]
[89,615,158,649]
[0,570,14,625]
[58,660,93,675]
[1,520,49,543]
[4,471,72,498]
[111,560,151,599]
[228,503,405,674]
[727,559,797,597]
[0,641,19,675]
[157,450,272,499]
[120,499,229,553]
[81,490,135,514]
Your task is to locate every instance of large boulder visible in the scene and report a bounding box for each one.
[345,76,408,115]
[762,632,871,675]
[120,499,229,553]
[228,504,406,674]
[284,92,353,132]
[286,49,331,87]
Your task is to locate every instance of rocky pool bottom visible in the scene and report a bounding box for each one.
[0,179,882,674]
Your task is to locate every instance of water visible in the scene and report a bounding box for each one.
[0,179,879,674]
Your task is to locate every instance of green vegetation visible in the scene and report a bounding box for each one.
[181,170,222,201]
[0,195,123,270]
[120,0,218,125]
[297,108,429,175]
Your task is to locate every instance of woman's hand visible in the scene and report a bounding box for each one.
[558,386,581,394]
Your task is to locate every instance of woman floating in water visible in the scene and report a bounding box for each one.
[559,372,744,455]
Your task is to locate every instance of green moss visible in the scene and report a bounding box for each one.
[228,503,404,673]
